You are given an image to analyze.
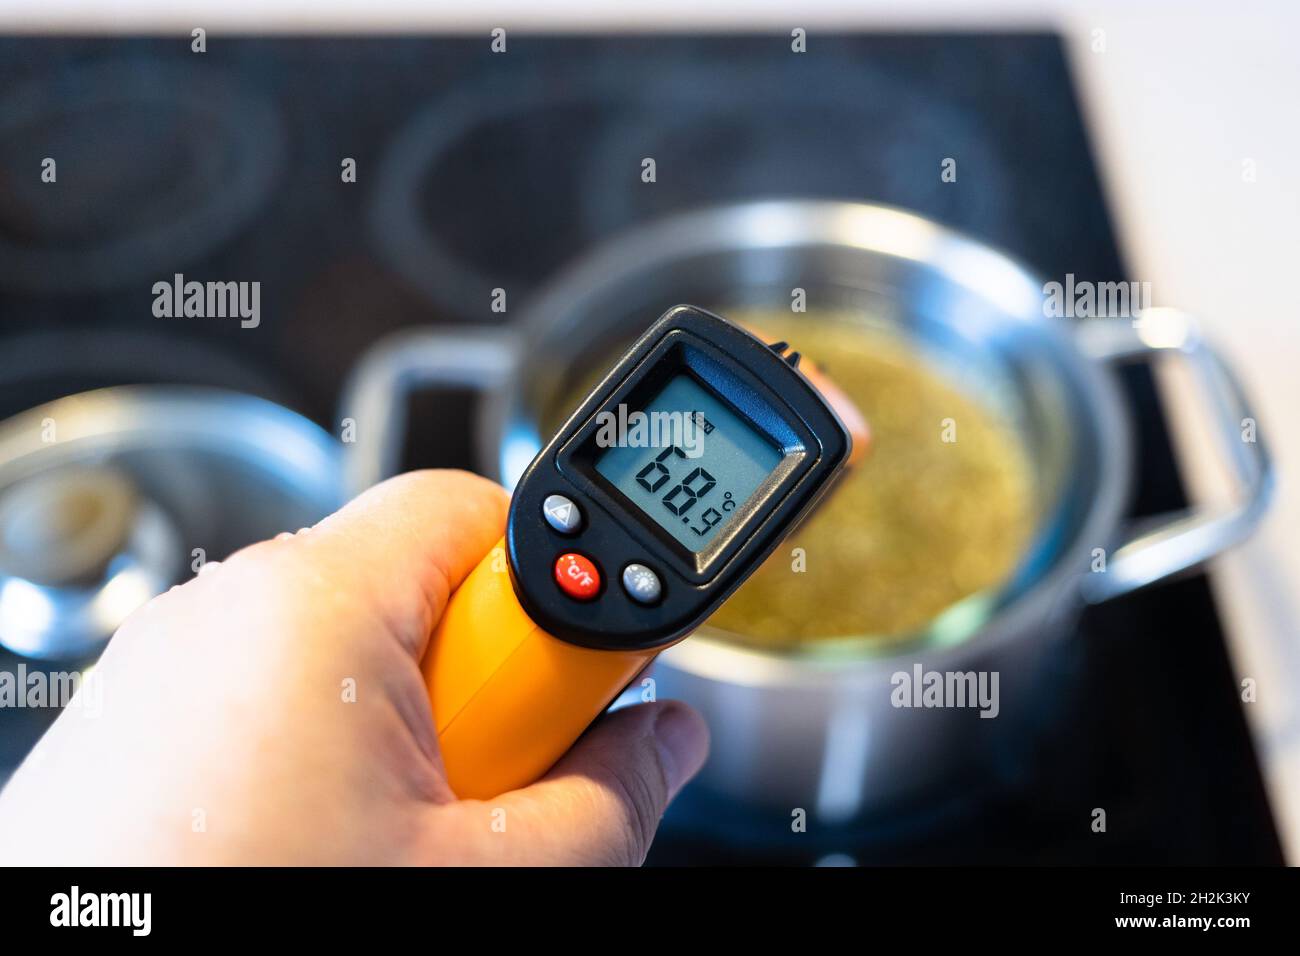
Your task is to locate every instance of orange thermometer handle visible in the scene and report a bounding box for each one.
[421,537,658,799]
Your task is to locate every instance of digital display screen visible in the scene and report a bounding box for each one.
[594,374,782,552]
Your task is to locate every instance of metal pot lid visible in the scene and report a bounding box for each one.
[0,386,342,660]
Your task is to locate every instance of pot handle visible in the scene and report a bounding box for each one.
[1073,309,1274,603]
[337,327,522,497]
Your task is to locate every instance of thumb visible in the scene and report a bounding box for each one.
[488,701,710,865]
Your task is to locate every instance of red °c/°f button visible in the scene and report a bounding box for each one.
[554,553,601,601]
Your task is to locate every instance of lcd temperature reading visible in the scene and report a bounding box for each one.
[594,375,782,552]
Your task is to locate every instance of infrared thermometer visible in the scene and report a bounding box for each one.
[421,305,855,799]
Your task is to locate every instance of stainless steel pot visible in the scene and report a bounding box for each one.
[0,386,343,774]
[340,200,1272,822]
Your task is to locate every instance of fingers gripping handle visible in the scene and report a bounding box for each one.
[422,536,656,799]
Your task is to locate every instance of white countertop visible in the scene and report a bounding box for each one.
[5,0,1298,859]
[1058,1,1300,862]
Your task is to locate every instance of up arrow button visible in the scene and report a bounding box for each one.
[542,494,582,534]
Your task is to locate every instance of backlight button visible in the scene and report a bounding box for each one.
[621,563,662,605]
[554,552,601,601]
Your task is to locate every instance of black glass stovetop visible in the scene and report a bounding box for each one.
[0,33,1281,864]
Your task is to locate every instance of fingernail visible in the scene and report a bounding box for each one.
[652,703,709,799]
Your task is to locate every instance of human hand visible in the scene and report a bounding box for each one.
[0,470,709,865]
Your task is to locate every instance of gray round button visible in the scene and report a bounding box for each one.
[621,563,662,604]
[542,494,582,534]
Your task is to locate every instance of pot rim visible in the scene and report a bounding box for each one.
[0,385,344,509]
